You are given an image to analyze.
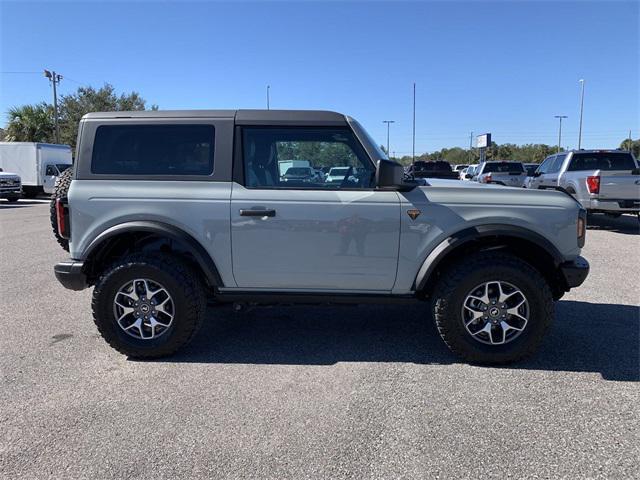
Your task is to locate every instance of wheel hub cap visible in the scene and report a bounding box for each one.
[113,279,174,340]
[461,280,529,345]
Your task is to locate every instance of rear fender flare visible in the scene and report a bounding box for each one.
[83,221,223,287]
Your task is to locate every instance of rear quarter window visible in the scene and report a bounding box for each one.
[483,162,525,173]
[567,152,636,171]
[91,124,215,175]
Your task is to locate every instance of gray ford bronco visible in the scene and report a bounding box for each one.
[52,109,589,364]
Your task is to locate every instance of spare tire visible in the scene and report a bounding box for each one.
[50,168,73,252]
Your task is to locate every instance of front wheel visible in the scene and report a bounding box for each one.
[431,252,553,364]
[92,254,206,358]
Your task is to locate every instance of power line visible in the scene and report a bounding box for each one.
[0,71,42,74]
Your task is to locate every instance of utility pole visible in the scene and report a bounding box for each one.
[412,82,416,164]
[44,69,62,143]
[382,120,395,157]
[578,79,585,149]
[554,115,568,153]
[266,85,270,110]
[469,131,473,163]
[628,130,632,152]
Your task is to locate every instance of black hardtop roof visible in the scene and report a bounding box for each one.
[81,109,348,125]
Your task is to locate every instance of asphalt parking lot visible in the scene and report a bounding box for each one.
[1,200,638,479]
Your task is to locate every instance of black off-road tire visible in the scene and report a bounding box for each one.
[431,252,554,365]
[5,196,19,203]
[49,168,73,252]
[92,254,207,359]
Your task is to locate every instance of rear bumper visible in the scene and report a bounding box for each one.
[589,198,640,213]
[560,256,590,288]
[54,260,88,291]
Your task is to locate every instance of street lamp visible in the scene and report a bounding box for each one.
[578,79,585,149]
[266,85,270,110]
[382,120,395,157]
[554,115,568,153]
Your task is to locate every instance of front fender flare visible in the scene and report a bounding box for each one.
[413,224,564,292]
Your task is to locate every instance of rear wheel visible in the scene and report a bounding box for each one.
[92,254,206,358]
[49,168,73,251]
[431,252,553,364]
[5,196,19,203]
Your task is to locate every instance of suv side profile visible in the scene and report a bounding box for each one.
[53,109,589,364]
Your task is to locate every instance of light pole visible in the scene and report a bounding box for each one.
[266,85,270,110]
[578,79,585,149]
[44,69,62,143]
[554,115,568,153]
[412,82,416,164]
[382,120,395,157]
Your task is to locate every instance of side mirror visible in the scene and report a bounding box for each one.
[533,171,542,177]
[0,168,3,172]
[376,159,410,190]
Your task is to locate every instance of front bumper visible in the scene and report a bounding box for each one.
[54,260,88,291]
[560,256,590,288]
[0,187,21,197]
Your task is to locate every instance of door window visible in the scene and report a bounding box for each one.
[241,127,375,189]
[547,154,566,174]
[536,156,555,174]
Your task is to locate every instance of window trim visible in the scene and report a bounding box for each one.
[235,125,378,191]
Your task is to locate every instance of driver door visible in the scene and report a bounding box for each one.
[43,164,59,194]
[230,126,401,291]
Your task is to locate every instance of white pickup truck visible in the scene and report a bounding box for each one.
[527,150,640,219]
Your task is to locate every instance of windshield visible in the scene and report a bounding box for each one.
[329,167,351,175]
[483,162,525,173]
[567,152,637,171]
[57,164,71,173]
[284,167,312,176]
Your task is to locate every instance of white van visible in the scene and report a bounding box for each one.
[0,142,72,197]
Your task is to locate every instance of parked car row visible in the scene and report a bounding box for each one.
[456,150,639,218]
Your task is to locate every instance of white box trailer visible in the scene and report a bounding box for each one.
[0,142,72,197]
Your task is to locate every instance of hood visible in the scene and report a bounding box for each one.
[424,178,501,189]
[0,171,20,180]
[416,179,581,210]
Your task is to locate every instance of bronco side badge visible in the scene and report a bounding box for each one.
[407,209,421,220]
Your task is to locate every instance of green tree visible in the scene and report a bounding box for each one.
[4,103,55,142]
[620,138,640,158]
[58,84,157,148]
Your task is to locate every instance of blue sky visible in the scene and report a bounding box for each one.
[1,0,638,154]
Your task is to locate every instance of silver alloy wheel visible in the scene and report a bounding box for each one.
[113,278,174,340]
[461,280,529,345]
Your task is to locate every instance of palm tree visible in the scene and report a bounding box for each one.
[5,103,55,143]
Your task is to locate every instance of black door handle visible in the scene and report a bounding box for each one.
[239,209,276,217]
